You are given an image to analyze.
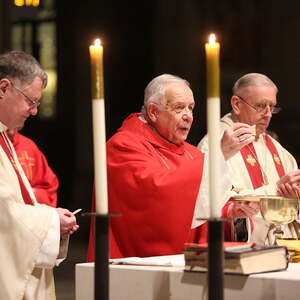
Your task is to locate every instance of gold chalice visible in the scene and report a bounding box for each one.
[259,196,299,240]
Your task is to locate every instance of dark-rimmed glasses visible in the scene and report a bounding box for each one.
[10,81,40,109]
[236,95,281,114]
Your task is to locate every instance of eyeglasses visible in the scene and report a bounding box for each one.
[10,81,40,109]
[236,95,281,114]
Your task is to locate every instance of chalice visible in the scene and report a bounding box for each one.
[260,196,299,241]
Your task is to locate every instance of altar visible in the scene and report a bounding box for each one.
[75,260,300,300]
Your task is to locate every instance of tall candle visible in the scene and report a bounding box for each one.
[205,33,221,218]
[205,34,220,98]
[89,39,104,99]
[89,38,108,214]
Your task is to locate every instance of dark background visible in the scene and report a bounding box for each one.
[1,0,300,247]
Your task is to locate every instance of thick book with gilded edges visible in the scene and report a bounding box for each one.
[184,242,288,275]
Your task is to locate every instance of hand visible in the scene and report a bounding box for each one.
[276,170,300,198]
[221,122,255,160]
[56,207,79,236]
[227,201,260,218]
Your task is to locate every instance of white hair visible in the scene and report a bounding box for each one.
[141,74,190,115]
[233,73,278,95]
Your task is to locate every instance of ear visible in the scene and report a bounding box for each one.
[0,79,10,99]
[146,103,160,123]
[231,95,241,115]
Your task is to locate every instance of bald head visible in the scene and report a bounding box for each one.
[233,73,278,96]
[142,74,190,117]
[231,73,278,137]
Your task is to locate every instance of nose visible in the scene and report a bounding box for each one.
[262,105,272,118]
[182,108,193,122]
[30,106,38,116]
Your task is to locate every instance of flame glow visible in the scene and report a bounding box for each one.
[209,33,216,45]
[94,39,101,47]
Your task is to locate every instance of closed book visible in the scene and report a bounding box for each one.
[184,243,288,275]
[185,241,254,251]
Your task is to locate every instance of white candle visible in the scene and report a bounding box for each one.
[205,33,221,218]
[89,39,108,214]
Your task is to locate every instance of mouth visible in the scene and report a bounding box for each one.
[179,127,190,134]
[257,123,269,127]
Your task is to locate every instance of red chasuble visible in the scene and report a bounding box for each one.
[11,133,58,207]
[87,113,205,260]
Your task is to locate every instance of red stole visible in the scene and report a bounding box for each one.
[0,132,33,205]
[240,135,285,189]
[265,135,285,178]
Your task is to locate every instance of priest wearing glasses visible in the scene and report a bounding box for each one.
[198,73,300,245]
[0,51,79,300]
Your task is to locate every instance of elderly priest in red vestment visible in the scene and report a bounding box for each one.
[87,74,259,260]
[0,51,79,300]
[198,73,300,245]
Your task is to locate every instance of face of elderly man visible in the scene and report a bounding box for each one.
[233,85,277,137]
[0,76,42,130]
[148,82,195,145]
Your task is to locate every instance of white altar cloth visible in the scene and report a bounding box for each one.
[75,257,300,300]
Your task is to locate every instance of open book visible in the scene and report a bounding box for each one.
[109,254,184,267]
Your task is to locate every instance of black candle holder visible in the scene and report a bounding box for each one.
[198,217,226,300]
[82,212,119,300]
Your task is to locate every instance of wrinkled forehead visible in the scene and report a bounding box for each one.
[165,82,194,105]
[239,85,277,103]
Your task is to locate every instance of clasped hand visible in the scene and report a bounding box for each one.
[276,169,300,198]
[227,201,260,218]
[56,208,79,236]
[221,123,255,160]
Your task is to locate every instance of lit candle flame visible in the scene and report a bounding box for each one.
[94,38,101,47]
[209,33,216,45]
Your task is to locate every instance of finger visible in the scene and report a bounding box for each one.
[239,134,255,146]
[63,211,73,217]
[234,202,257,217]
[65,214,77,223]
[283,172,300,185]
[69,225,80,235]
[284,183,298,198]
[291,175,300,186]
[290,169,300,176]
[279,184,289,196]
[247,202,260,213]
[276,186,285,196]
[235,129,253,139]
[278,187,291,198]
[71,224,79,231]
[240,206,257,216]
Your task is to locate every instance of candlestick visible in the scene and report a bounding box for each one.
[205,33,221,218]
[89,38,108,214]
